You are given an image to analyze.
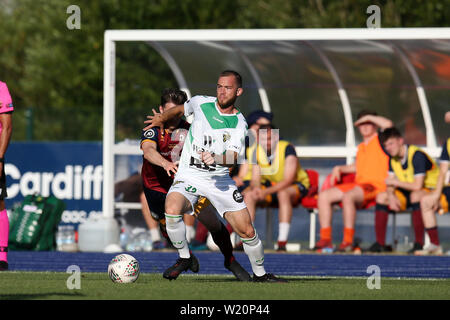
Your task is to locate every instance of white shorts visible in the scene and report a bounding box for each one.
[167,173,247,217]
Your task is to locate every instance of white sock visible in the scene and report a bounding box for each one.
[149,228,161,242]
[278,222,290,242]
[185,225,196,243]
[165,214,190,258]
[241,233,266,277]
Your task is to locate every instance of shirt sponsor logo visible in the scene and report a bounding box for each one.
[233,190,243,203]
[212,116,224,123]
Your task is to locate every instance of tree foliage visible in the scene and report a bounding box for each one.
[0,0,448,141]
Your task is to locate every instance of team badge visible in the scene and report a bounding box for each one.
[223,132,231,143]
[144,129,155,139]
[233,190,243,203]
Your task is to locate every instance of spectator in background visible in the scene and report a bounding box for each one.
[415,111,450,256]
[370,127,440,254]
[233,110,273,192]
[0,81,14,271]
[193,111,274,252]
[243,124,310,251]
[315,111,393,253]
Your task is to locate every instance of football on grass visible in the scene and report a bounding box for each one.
[108,253,140,283]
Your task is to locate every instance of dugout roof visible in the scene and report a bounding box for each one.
[149,39,450,149]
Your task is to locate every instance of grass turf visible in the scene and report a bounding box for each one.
[0,271,449,300]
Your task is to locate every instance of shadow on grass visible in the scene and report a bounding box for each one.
[192,277,335,283]
[0,292,85,300]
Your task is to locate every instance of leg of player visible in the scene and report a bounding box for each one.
[338,186,364,252]
[367,191,392,253]
[196,204,251,281]
[414,193,443,255]
[315,187,344,251]
[243,191,257,222]
[163,191,199,280]
[276,187,296,251]
[408,190,427,253]
[0,200,8,271]
[139,192,164,249]
[224,208,287,282]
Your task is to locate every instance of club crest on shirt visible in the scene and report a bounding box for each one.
[223,131,231,143]
[144,129,155,139]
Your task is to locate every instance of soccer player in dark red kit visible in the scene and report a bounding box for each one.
[140,88,250,281]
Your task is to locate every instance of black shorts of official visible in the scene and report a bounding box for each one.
[143,187,167,221]
[0,166,7,200]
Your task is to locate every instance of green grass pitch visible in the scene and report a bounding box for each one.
[0,271,449,300]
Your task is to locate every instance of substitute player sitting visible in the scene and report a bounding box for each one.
[141,88,250,281]
[371,127,440,254]
[233,110,273,192]
[315,111,393,253]
[244,124,310,251]
[145,71,285,282]
[416,111,450,256]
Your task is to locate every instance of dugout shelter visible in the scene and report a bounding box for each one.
[103,29,450,243]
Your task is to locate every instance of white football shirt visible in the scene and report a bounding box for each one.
[177,95,247,177]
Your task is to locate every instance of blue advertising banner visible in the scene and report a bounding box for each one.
[5,142,103,226]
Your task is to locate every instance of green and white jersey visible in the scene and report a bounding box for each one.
[178,95,248,177]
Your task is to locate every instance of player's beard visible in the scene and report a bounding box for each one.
[217,95,237,109]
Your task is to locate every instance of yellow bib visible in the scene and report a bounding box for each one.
[390,145,439,189]
[242,143,257,181]
[447,138,450,158]
[254,140,310,188]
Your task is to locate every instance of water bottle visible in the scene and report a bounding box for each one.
[120,227,129,250]
[56,226,65,251]
[142,231,153,252]
[61,225,77,252]
[321,247,334,254]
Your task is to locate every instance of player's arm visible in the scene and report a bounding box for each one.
[201,126,247,168]
[433,161,449,195]
[354,114,393,130]
[383,169,402,211]
[261,155,298,196]
[330,163,356,184]
[141,140,178,176]
[424,161,449,212]
[387,151,430,191]
[143,105,184,131]
[386,174,425,192]
[233,161,248,187]
[213,150,239,168]
[250,163,261,188]
[0,112,13,172]
[432,141,450,196]
[199,148,244,169]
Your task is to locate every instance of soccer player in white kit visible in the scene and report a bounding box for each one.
[145,70,285,282]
